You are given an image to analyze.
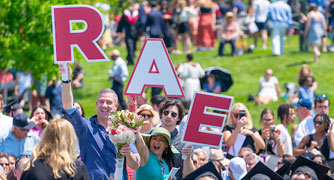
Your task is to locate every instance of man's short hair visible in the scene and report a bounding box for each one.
[159,99,185,125]
[151,95,167,107]
[98,88,118,105]
[277,104,294,123]
[244,153,261,163]
[314,95,330,107]
[186,53,193,61]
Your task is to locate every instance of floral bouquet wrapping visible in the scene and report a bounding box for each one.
[107,110,144,180]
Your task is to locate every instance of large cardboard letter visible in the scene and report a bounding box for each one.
[182,92,233,148]
[124,39,184,97]
[52,5,109,63]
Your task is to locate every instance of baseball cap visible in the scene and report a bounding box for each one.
[13,113,35,130]
[293,99,312,110]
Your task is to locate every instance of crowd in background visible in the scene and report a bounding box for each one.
[1,0,334,179]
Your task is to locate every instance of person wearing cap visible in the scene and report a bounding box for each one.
[218,11,240,57]
[294,95,331,146]
[135,127,194,180]
[136,104,159,133]
[295,99,313,122]
[109,49,129,110]
[290,155,330,180]
[0,113,39,158]
[241,161,284,180]
[294,113,334,157]
[59,64,139,180]
[228,157,247,180]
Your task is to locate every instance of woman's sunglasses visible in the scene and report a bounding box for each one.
[140,113,152,118]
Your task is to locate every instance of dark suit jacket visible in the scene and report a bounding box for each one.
[145,8,164,37]
[117,14,142,38]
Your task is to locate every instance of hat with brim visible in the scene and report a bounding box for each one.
[209,148,230,167]
[13,113,35,130]
[291,156,330,180]
[136,104,160,126]
[225,12,235,21]
[142,127,179,153]
[183,161,223,180]
[241,161,284,180]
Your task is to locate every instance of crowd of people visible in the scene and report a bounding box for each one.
[100,0,334,63]
[0,59,333,180]
[1,0,334,179]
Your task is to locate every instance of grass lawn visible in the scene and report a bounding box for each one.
[72,35,334,130]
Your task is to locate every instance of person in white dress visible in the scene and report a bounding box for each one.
[256,69,282,105]
[176,54,205,102]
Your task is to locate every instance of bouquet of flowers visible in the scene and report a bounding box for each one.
[107,110,144,180]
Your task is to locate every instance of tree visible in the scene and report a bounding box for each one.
[0,0,122,80]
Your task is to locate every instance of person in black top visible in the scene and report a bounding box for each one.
[294,113,334,158]
[21,119,89,180]
[223,103,265,158]
[258,108,284,157]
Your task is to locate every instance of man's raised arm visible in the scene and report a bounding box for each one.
[59,63,74,110]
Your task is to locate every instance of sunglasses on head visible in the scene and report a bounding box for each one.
[163,109,178,118]
[140,113,152,118]
[316,94,328,99]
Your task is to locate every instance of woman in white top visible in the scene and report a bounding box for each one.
[176,54,205,102]
[256,69,282,105]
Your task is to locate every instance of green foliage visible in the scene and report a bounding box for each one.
[0,0,123,80]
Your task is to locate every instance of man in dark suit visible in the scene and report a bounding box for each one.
[146,1,165,96]
[117,3,142,65]
[145,1,164,38]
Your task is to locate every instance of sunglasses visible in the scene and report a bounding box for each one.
[0,163,9,167]
[140,113,152,118]
[314,121,323,125]
[316,94,328,99]
[163,109,178,118]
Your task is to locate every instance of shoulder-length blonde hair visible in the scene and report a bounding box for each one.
[23,119,78,179]
[225,103,253,130]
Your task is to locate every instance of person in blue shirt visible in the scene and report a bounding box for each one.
[59,64,140,180]
[0,113,39,158]
[268,0,293,56]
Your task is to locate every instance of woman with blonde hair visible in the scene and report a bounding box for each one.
[223,103,265,158]
[21,119,89,180]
